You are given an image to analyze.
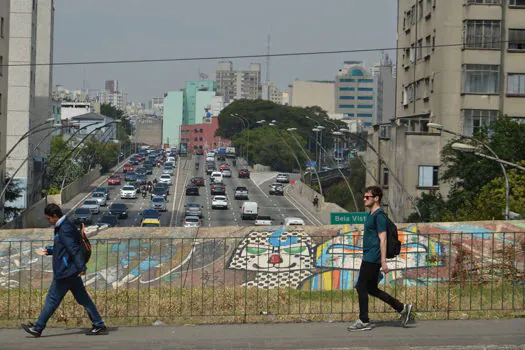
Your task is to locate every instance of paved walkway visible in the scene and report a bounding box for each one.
[2,319,523,349]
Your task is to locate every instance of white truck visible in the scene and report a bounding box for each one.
[226,146,236,157]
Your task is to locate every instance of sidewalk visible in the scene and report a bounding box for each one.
[2,319,524,349]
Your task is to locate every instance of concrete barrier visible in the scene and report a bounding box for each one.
[60,166,101,205]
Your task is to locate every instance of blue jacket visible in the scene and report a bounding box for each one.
[46,217,87,279]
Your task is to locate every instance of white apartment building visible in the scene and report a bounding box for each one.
[289,80,335,113]
[370,53,396,123]
[61,101,92,120]
[6,0,54,210]
[216,61,261,103]
[0,1,10,220]
[366,0,525,222]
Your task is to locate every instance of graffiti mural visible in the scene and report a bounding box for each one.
[227,229,314,289]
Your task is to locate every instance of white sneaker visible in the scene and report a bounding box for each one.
[347,319,373,331]
[399,304,413,327]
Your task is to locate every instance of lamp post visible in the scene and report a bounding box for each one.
[429,122,512,220]
[231,114,250,164]
[332,131,343,168]
[287,128,323,195]
[0,117,55,167]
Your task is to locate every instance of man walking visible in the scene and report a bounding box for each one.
[348,186,412,331]
[21,204,106,337]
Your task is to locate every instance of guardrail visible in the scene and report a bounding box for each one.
[0,231,523,325]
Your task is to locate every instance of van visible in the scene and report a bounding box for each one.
[241,201,258,220]
[167,156,176,163]
[210,171,223,183]
[283,217,305,226]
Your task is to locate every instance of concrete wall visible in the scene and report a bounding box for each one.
[0,1,10,220]
[0,194,60,229]
[60,166,101,204]
[135,117,162,146]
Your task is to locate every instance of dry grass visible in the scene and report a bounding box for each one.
[0,281,523,328]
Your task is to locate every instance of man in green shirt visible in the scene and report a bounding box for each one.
[348,186,412,331]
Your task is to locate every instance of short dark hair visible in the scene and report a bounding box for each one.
[364,186,383,202]
[44,203,63,218]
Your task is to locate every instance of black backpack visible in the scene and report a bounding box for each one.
[374,212,401,259]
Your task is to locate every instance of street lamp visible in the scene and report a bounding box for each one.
[332,131,343,168]
[429,122,513,220]
[231,114,250,164]
[287,128,323,195]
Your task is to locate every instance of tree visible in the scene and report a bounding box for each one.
[3,176,24,221]
[100,103,131,143]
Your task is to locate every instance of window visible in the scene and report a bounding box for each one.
[508,29,525,50]
[0,93,2,115]
[379,125,391,139]
[464,20,501,49]
[358,87,374,92]
[0,56,2,76]
[417,39,423,59]
[509,0,525,6]
[410,44,415,62]
[418,166,439,187]
[415,80,422,100]
[340,79,355,83]
[406,84,415,102]
[462,64,499,94]
[340,96,355,100]
[358,79,374,83]
[462,109,498,136]
[358,96,373,100]
[383,168,389,186]
[418,0,424,19]
[424,78,430,98]
[427,0,433,10]
[507,73,525,96]
[357,113,373,118]
[358,105,373,109]
[425,36,432,56]
[467,0,501,3]
[0,17,4,38]
[339,87,355,91]
[339,104,355,108]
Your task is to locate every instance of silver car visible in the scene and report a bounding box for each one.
[184,202,203,218]
[150,197,167,211]
[276,173,290,183]
[91,192,107,206]
[81,199,100,214]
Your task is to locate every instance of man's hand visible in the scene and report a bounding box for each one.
[381,260,389,274]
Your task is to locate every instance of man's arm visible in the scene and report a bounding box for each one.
[59,226,87,272]
[378,231,389,274]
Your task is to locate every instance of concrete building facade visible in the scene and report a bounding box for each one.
[0,1,10,219]
[60,101,92,120]
[183,80,216,125]
[289,80,335,113]
[370,54,396,123]
[262,82,282,104]
[162,91,183,147]
[366,0,525,222]
[215,61,261,103]
[135,117,162,146]
[180,116,231,154]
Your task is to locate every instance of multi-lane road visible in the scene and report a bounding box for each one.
[68,155,323,228]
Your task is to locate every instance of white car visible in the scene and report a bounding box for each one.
[210,171,223,183]
[276,173,290,183]
[255,215,273,226]
[158,174,172,185]
[81,199,100,214]
[162,166,174,176]
[221,168,232,177]
[211,195,228,209]
[120,185,137,199]
[283,217,305,226]
[183,215,201,228]
[91,192,107,206]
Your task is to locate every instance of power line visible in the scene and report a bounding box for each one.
[1,40,519,68]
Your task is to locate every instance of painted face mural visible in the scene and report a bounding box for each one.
[227,229,314,289]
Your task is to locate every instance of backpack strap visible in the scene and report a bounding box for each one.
[373,210,387,233]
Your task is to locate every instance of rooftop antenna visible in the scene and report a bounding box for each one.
[266,34,271,83]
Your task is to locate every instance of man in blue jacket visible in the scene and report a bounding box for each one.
[21,204,106,337]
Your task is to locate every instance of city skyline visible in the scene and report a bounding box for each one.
[52,0,397,101]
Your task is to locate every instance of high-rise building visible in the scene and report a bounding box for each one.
[335,61,375,127]
[183,80,216,125]
[262,82,282,104]
[370,53,396,123]
[6,0,55,210]
[215,61,261,103]
[162,91,184,147]
[105,80,118,93]
[0,1,10,220]
[366,0,525,222]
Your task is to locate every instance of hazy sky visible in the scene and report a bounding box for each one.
[53,0,397,101]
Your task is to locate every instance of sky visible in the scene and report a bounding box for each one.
[53,0,398,102]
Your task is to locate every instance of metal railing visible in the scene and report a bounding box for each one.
[0,231,523,325]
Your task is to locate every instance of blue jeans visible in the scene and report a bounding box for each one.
[35,275,104,332]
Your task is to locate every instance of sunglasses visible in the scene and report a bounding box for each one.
[363,195,376,199]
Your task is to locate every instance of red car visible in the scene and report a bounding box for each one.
[123,163,134,173]
[135,155,144,162]
[195,149,204,155]
[238,169,250,178]
[108,174,121,186]
[191,177,205,186]
[219,164,230,171]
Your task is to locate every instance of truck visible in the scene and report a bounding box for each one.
[226,146,236,158]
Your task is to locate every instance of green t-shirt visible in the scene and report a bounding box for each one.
[362,208,387,264]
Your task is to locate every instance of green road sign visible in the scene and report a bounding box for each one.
[330,212,367,225]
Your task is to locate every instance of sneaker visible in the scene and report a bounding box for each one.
[21,323,41,337]
[399,304,413,327]
[347,319,373,332]
[86,325,107,335]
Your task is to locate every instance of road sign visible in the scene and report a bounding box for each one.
[330,212,367,225]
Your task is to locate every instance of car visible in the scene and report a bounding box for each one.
[108,174,121,186]
[91,192,107,206]
[151,186,169,200]
[74,208,92,225]
[143,163,153,174]
[191,177,205,186]
[97,214,118,227]
[269,183,284,196]
[185,185,199,196]
[141,208,160,220]
[155,182,170,195]
[123,163,134,173]
[135,155,144,162]
[234,187,249,200]
[150,197,167,211]
[255,215,273,226]
[238,169,250,178]
[158,174,172,185]
[184,202,203,218]
[183,215,201,228]
[81,199,100,214]
[136,174,148,186]
[210,182,226,195]
[219,164,230,170]
[282,217,305,226]
[125,171,137,182]
[206,152,215,157]
[276,173,290,183]
[206,166,215,175]
[241,201,258,220]
[210,171,223,183]
[162,166,174,176]
[120,185,137,199]
[217,155,226,162]
[211,195,228,209]
[141,218,161,227]
[221,168,232,177]
[129,157,139,165]
[108,203,128,219]
[135,168,148,176]
[94,187,110,199]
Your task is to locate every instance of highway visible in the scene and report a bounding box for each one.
[68,154,323,228]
